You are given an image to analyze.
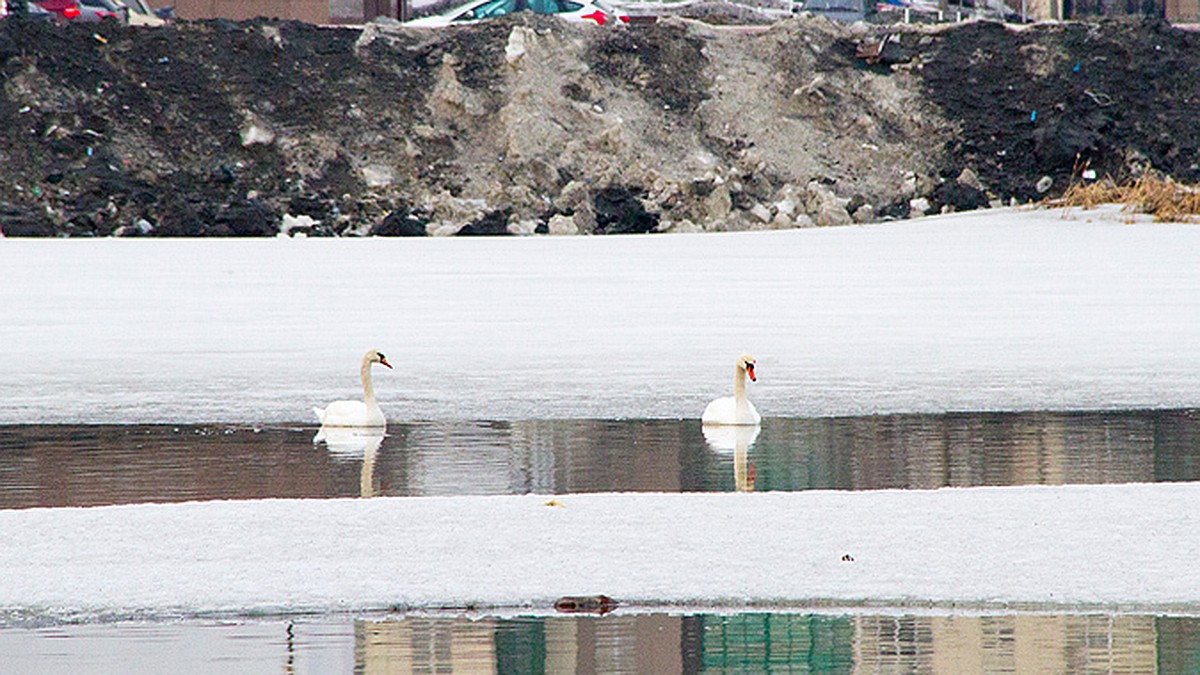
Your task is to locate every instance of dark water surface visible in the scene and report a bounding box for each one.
[4,610,1200,674]
[5,410,1200,672]
[1,409,1198,509]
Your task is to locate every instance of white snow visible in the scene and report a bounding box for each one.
[3,207,1200,623]
[3,483,1200,623]
[1,206,1198,424]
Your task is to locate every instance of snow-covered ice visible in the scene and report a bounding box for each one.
[1,206,1198,424]
[3,207,1200,624]
[3,483,1200,623]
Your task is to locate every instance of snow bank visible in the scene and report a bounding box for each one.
[1,207,1198,424]
[4,483,1200,624]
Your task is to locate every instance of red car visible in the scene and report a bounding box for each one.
[33,0,83,19]
[33,0,129,21]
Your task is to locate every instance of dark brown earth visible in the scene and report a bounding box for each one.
[0,13,1196,236]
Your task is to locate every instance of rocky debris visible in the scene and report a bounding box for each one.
[1,15,1198,236]
[457,208,512,236]
[0,203,55,236]
[372,206,429,236]
[593,186,659,234]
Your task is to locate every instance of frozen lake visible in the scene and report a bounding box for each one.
[4,208,1200,671]
[2,206,1199,424]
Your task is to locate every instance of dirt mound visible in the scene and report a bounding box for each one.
[1,15,1198,236]
[919,18,1200,202]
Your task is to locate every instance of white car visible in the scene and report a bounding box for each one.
[405,0,629,26]
[122,0,168,25]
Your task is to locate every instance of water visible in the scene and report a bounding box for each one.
[2,409,1197,508]
[4,218,1200,670]
[4,610,1200,674]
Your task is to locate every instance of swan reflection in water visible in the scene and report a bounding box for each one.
[313,426,385,498]
[702,424,760,492]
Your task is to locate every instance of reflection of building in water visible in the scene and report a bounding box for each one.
[350,615,682,674]
[507,420,690,494]
[355,618,497,674]
[856,614,1157,674]
[698,614,854,671]
[333,612,1189,673]
[762,411,1164,492]
[389,420,689,497]
[545,615,682,673]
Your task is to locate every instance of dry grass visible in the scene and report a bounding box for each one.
[1048,173,1200,223]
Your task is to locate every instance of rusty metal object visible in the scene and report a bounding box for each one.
[553,595,619,614]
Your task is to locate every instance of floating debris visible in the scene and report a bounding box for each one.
[554,595,618,615]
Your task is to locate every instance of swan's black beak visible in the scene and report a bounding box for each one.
[746,363,756,382]
[380,357,393,369]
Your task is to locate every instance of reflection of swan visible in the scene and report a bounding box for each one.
[312,350,392,427]
[313,426,384,497]
[703,424,759,492]
[702,423,760,452]
[701,355,761,426]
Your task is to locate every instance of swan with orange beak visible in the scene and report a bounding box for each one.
[313,349,392,428]
[701,354,761,426]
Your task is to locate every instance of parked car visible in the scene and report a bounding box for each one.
[18,2,66,19]
[29,0,128,21]
[75,0,129,21]
[406,0,629,26]
[122,0,168,25]
[32,0,84,20]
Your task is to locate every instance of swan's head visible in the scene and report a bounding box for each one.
[368,350,393,369]
[738,354,757,382]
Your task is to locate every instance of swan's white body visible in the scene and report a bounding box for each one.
[701,355,760,426]
[313,350,391,428]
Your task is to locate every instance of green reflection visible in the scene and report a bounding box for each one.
[338,611,1200,674]
[699,614,853,673]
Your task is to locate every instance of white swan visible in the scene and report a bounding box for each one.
[701,354,760,426]
[312,349,392,427]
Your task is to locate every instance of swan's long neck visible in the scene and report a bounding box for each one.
[361,358,376,405]
[733,365,747,404]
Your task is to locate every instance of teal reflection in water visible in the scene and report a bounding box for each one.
[696,614,853,673]
[0,409,1197,508]
[6,612,1200,674]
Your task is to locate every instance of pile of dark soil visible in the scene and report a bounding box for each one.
[918,18,1200,202]
[1,14,1199,236]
